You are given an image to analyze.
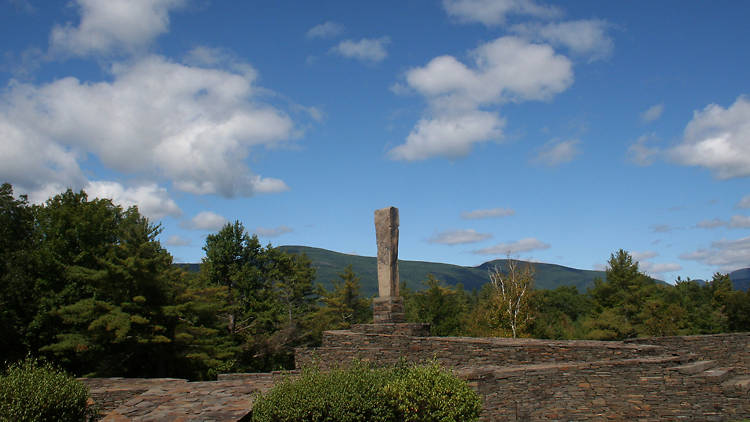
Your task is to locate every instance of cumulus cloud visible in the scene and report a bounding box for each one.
[405,37,573,107]
[50,0,184,56]
[461,207,515,219]
[389,111,505,160]
[165,235,191,246]
[391,36,573,161]
[306,21,344,39]
[627,134,660,166]
[84,180,181,220]
[737,195,750,209]
[532,139,580,166]
[428,229,492,245]
[331,37,390,62]
[182,211,228,231]
[680,236,750,272]
[669,96,750,179]
[509,19,612,61]
[442,0,560,26]
[255,225,293,237]
[473,237,550,255]
[641,103,664,122]
[0,54,293,198]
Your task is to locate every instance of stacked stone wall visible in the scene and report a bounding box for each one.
[471,356,749,421]
[625,332,750,375]
[295,330,664,369]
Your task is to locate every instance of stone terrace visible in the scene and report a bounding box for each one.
[82,373,278,421]
[83,330,750,421]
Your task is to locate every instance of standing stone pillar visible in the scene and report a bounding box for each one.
[373,206,405,323]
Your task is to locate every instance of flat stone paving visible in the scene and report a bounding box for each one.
[82,374,277,421]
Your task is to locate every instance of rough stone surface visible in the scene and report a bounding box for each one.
[351,322,430,336]
[374,206,399,299]
[82,373,279,421]
[295,331,750,421]
[85,332,750,421]
[372,296,405,323]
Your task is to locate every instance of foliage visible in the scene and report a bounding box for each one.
[0,357,92,422]
[311,265,372,339]
[403,275,468,336]
[482,260,535,338]
[200,221,318,372]
[251,361,481,422]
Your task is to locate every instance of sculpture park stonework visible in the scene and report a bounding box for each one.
[81,207,750,421]
[373,206,405,323]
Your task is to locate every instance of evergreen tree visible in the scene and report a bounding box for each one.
[312,265,372,336]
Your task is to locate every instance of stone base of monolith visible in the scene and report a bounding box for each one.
[351,322,430,336]
[373,296,405,323]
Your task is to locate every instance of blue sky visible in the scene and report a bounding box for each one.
[1,0,749,282]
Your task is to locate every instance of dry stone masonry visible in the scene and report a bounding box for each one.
[372,206,405,324]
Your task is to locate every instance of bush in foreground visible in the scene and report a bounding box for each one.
[0,357,92,422]
[251,361,481,422]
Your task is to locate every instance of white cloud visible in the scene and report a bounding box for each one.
[737,195,750,209]
[680,236,750,272]
[405,37,573,108]
[85,181,181,220]
[473,237,550,255]
[641,103,664,122]
[669,96,750,179]
[255,225,293,237]
[389,111,505,160]
[306,21,344,39]
[50,0,184,56]
[442,0,560,26]
[695,218,727,229]
[331,37,390,62]
[182,211,228,231]
[639,261,682,276]
[165,235,191,246]
[0,55,294,198]
[730,215,750,228]
[391,36,573,161]
[428,229,492,245]
[632,250,658,262]
[627,134,660,166]
[509,20,613,61]
[532,139,580,166]
[461,207,515,219]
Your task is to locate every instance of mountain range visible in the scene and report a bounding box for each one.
[177,245,749,294]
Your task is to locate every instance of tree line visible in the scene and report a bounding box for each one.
[2,183,749,380]
[402,249,750,339]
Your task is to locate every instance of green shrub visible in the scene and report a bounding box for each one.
[251,361,481,422]
[383,363,482,422]
[0,357,92,422]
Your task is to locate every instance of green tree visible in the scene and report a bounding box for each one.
[312,265,372,335]
[40,204,182,377]
[0,183,38,363]
[404,275,468,336]
[201,222,318,371]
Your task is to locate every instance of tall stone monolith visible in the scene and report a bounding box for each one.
[373,206,405,323]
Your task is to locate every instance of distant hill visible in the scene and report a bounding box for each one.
[278,245,606,296]
[729,268,750,291]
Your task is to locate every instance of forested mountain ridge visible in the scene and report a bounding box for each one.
[178,245,608,295]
